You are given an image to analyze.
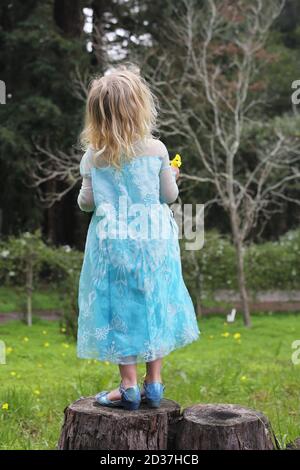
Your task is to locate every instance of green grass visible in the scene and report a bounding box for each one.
[0,314,300,449]
[0,285,62,313]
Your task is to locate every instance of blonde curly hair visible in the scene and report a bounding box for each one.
[80,64,158,169]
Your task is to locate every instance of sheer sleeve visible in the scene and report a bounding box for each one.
[77,148,96,213]
[159,146,179,204]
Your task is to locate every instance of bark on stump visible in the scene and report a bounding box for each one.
[58,396,181,450]
[176,404,277,450]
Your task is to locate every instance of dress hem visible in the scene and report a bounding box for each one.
[77,331,200,365]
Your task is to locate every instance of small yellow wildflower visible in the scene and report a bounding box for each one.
[61,327,66,333]
[44,342,50,348]
[93,359,98,364]
[87,360,91,365]
[105,361,110,366]
[6,347,13,354]
[221,332,230,338]
[23,337,29,342]
[240,375,247,382]
[10,371,16,377]
[2,403,9,410]
[61,352,66,357]
[33,390,40,396]
[62,343,70,349]
[233,333,241,340]
[42,330,47,335]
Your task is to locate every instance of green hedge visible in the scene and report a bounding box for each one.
[0,230,83,336]
[0,229,83,288]
[181,229,300,297]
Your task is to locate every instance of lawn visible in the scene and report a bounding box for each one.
[0,313,299,449]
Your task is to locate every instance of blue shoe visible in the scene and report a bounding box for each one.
[141,381,165,408]
[95,382,141,411]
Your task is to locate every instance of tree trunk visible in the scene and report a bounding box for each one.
[54,0,84,37]
[234,237,251,327]
[46,180,57,244]
[196,295,202,318]
[191,250,202,318]
[175,404,277,450]
[91,0,108,67]
[58,396,181,450]
[26,255,33,327]
[230,209,251,327]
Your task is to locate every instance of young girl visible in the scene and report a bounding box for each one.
[77,65,200,410]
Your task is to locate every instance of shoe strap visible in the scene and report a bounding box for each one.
[119,381,139,394]
[143,380,166,390]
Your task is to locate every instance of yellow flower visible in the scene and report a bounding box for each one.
[61,327,66,333]
[87,360,91,365]
[2,403,9,410]
[233,333,241,340]
[221,332,230,338]
[44,342,50,348]
[33,390,40,396]
[42,330,47,335]
[23,337,29,342]
[240,375,247,382]
[10,371,16,377]
[93,359,98,364]
[62,343,70,349]
[61,352,66,357]
[6,347,13,355]
[105,361,110,366]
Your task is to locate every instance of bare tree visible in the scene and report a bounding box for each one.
[146,0,300,327]
[27,144,82,208]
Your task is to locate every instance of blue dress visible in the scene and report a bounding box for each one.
[77,154,200,364]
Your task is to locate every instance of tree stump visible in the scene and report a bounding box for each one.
[176,404,277,450]
[58,396,181,450]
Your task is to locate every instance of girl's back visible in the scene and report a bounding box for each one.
[78,137,179,216]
